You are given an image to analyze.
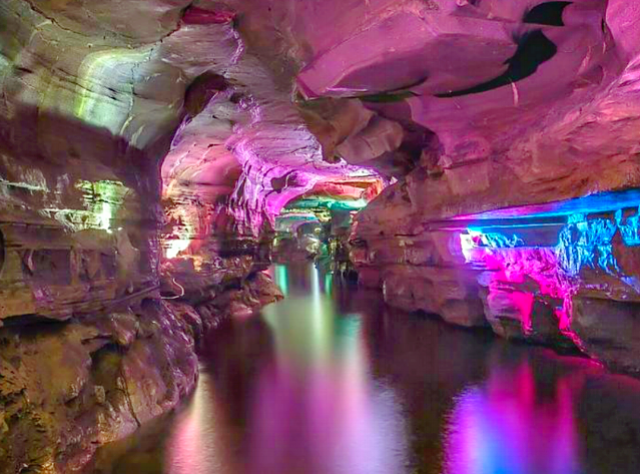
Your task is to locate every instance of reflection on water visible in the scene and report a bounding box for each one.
[92,264,640,474]
[444,362,582,474]
[250,266,406,474]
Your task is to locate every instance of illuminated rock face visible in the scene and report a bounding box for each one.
[0,1,278,468]
[2,0,640,468]
[354,191,640,369]
[321,1,640,369]
[0,300,201,473]
[0,0,376,467]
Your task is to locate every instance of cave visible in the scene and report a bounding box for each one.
[3,0,640,472]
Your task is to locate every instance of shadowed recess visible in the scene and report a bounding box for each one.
[523,2,572,26]
[436,30,558,98]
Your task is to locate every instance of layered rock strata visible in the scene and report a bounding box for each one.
[0,300,199,473]
[5,0,640,469]
[353,188,640,370]
[0,1,284,471]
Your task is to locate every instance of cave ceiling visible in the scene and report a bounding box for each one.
[1,0,640,257]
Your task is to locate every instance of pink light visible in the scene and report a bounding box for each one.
[460,230,580,340]
[443,361,582,474]
[248,298,406,474]
[182,6,236,25]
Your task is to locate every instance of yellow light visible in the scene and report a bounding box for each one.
[165,239,191,259]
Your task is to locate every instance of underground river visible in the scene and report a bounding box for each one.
[89,264,640,474]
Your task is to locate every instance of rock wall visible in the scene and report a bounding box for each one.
[0,1,284,471]
[336,1,640,372]
[0,300,200,473]
[5,0,640,468]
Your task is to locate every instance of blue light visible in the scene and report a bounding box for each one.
[455,189,640,221]
[616,208,640,246]
[556,218,619,276]
[462,190,640,277]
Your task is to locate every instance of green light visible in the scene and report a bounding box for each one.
[324,272,333,297]
[70,180,127,232]
[37,180,127,232]
[73,47,156,135]
[284,196,369,212]
[275,265,289,296]
[99,201,113,233]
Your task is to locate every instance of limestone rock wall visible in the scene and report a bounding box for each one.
[0,300,201,473]
[352,195,640,371]
[5,0,640,468]
[0,1,284,471]
[314,1,640,371]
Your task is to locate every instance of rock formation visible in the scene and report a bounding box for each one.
[3,0,640,470]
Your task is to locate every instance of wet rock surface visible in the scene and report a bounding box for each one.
[0,270,281,473]
[0,301,199,473]
[0,1,285,470]
[4,0,640,470]
[353,195,640,371]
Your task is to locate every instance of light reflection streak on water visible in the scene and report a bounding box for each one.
[444,361,582,474]
[109,264,640,474]
[274,265,289,297]
[167,370,238,474]
[249,265,407,474]
[310,264,327,368]
[324,271,333,297]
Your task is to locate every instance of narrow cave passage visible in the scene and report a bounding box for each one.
[5,0,640,472]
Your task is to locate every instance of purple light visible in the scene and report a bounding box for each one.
[458,190,640,343]
[443,361,582,474]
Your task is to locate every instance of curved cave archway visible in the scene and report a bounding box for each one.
[3,0,640,471]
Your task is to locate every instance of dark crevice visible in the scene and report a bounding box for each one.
[359,90,416,103]
[1,314,69,327]
[90,342,124,363]
[386,75,429,93]
[184,72,230,117]
[523,2,572,27]
[436,30,557,98]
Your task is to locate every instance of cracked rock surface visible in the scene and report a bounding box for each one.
[5,0,640,470]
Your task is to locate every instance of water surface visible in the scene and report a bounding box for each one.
[92,264,640,474]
